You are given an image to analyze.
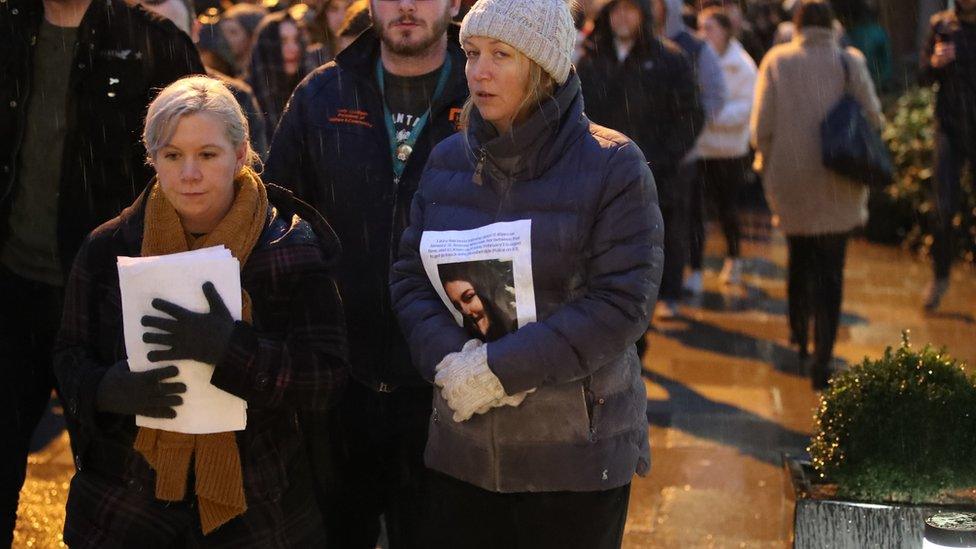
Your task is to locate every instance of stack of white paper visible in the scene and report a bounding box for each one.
[118,245,247,434]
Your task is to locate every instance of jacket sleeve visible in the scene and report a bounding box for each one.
[918,16,943,87]
[664,54,706,164]
[390,183,473,382]
[750,54,775,172]
[711,53,757,130]
[210,264,349,410]
[264,82,312,199]
[486,143,664,394]
[845,48,884,130]
[53,237,123,454]
[697,44,728,123]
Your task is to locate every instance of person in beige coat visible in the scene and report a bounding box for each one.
[750,0,882,389]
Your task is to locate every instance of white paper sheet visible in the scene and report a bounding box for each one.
[419,220,536,342]
[118,245,247,434]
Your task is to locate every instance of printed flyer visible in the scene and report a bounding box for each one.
[419,220,536,342]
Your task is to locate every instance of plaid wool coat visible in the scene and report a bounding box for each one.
[53,183,348,547]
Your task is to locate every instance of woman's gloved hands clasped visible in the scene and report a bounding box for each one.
[434,339,534,422]
[141,281,236,366]
[95,362,186,418]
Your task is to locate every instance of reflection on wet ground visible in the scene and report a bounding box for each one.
[14,221,976,548]
[623,221,975,548]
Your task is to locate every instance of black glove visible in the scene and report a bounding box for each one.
[95,362,186,418]
[141,281,236,366]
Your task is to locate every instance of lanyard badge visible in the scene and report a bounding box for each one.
[376,56,453,182]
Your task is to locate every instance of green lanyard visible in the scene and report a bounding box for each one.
[375,56,452,183]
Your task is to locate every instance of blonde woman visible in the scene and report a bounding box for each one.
[391,0,664,546]
[53,76,347,546]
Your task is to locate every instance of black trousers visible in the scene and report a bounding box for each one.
[932,131,974,279]
[304,378,433,549]
[0,266,63,546]
[659,162,695,301]
[425,471,631,549]
[689,157,747,270]
[786,233,849,365]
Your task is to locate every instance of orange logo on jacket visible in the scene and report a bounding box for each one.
[449,108,463,132]
[329,109,373,128]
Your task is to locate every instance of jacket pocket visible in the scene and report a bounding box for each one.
[582,376,603,442]
[494,381,593,444]
[241,417,297,502]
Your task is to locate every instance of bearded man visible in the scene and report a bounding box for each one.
[264,1,468,546]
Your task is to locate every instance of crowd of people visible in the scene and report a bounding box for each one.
[1,0,973,546]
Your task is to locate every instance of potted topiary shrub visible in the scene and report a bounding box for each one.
[785,333,976,548]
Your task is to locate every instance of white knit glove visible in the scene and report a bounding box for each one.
[434,340,533,422]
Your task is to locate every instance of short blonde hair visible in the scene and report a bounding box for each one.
[143,75,261,170]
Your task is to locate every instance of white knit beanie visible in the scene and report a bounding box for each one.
[459,0,577,85]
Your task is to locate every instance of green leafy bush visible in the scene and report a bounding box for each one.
[809,333,976,502]
[866,87,976,264]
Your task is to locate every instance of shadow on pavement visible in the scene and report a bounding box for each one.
[686,283,869,328]
[924,310,976,324]
[643,370,813,466]
[699,255,788,281]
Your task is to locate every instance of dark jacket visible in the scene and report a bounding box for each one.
[265,26,469,391]
[53,184,348,545]
[0,0,204,274]
[920,9,976,152]
[577,0,704,186]
[390,73,664,493]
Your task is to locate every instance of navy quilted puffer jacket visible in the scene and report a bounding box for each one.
[391,74,664,493]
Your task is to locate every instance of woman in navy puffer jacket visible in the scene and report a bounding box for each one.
[390,0,664,546]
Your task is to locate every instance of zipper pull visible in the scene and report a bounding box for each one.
[472,148,487,186]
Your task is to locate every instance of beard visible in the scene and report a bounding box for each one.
[376,5,452,56]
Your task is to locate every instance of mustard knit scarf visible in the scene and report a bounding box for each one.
[133,167,268,534]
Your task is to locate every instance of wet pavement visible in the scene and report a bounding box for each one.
[14,217,976,548]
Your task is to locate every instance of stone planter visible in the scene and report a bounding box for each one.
[783,455,976,548]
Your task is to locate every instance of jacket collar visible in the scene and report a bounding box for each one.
[716,38,744,62]
[796,27,838,46]
[468,71,587,186]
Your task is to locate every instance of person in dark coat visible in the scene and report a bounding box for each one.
[0,0,202,543]
[263,0,468,545]
[919,0,976,311]
[390,0,664,546]
[53,76,348,546]
[577,0,703,322]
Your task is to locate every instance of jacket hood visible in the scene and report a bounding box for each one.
[467,71,588,186]
[663,0,687,39]
[588,0,657,56]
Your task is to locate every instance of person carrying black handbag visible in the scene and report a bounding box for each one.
[750,0,883,389]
